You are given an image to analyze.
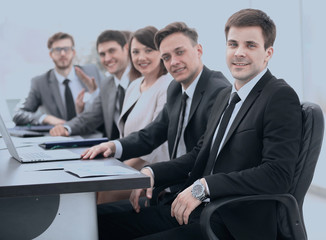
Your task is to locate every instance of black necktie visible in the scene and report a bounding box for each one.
[117,85,125,114]
[63,79,76,120]
[204,92,241,175]
[171,92,188,159]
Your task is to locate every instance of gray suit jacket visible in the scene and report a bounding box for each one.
[13,64,103,125]
[65,75,128,138]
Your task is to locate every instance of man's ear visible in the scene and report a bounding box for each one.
[72,47,76,58]
[196,44,203,58]
[265,46,274,63]
[123,43,129,52]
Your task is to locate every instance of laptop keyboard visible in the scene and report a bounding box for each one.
[20,151,52,160]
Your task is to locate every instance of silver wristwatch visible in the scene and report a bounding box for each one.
[191,179,207,201]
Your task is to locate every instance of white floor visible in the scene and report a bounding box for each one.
[304,189,326,240]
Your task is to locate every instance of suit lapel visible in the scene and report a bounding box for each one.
[206,88,231,143]
[48,70,66,119]
[104,77,117,119]
[185,87,231,185]
[220,70,273,150]
[187,66,209,123]
[101,76,117,137]
[120,84,140,119]
[170,84,183,148]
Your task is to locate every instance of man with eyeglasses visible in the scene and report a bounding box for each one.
[13,32,104,126]
[49,30,132,141]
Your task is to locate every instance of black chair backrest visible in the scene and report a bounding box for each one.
[279,102,324,238]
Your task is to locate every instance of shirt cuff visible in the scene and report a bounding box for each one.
[112,140,122,158]
[39,114,47,124]
[142,166,155,178]
[202,178,211,203]
[63,125,72,135]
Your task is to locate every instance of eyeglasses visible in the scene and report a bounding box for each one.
[50,46,74,55]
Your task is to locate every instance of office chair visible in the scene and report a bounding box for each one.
[200,102,324,240]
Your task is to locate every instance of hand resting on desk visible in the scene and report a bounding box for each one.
[81,141,116,159]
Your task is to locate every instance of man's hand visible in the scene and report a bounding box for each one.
[75,89,85,114]
[129,168,154,213]
[43,115,65,125]
[171,184,202,225]
[81,141,116,159]
[50,125,69,136]
[75,66,97,93]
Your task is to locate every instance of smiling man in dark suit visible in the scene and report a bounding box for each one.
[91,9,302,240]
[82,22,230,174]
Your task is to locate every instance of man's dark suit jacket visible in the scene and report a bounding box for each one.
[150,70,302,239]
[118,66,230,160]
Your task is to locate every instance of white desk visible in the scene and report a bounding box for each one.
[0,145,150,239]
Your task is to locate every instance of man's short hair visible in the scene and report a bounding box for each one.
[47,32,74,49]
[96,30,127,50]
[225,8,276,49]
[154,22,198,49]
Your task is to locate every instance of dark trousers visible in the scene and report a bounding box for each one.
[97,200,235,240]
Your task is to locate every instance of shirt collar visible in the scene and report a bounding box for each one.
[182,69,203,100]
[113,65,131,90]
[231,68,268,102]
[54,67,76,84]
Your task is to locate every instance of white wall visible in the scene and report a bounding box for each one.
[0,0,305,99]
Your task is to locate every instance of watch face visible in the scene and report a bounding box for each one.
[193,184,203,196]
[192,180,205,199]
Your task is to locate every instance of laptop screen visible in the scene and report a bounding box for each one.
[0,114,22,160]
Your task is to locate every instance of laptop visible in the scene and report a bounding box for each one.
[0,114,81,163]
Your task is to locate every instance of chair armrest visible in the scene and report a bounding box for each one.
[200,194,307,240]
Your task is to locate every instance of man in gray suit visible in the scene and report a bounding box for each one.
[13,32,103,126]
[50,30,131,139]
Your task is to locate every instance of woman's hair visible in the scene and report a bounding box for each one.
[129,26,167,80]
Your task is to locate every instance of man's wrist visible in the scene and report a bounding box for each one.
[141,166,155,179]
[63,125,72,135]
[111,140,121,158]
[191,179,208,201]
[200,178,209,195]
[39,114,47,124]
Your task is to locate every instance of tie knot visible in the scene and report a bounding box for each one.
[63,79,70,85]
[230,92,240,105]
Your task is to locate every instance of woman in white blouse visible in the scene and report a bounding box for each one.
[97,26,172,204]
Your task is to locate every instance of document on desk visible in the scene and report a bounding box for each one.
[64,161,140,178]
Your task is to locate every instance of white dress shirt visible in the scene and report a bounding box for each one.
[113,69,203,160]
